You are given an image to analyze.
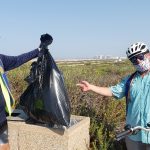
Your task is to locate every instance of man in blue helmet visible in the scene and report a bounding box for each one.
[0,33,53,150]
[77,42,150,150]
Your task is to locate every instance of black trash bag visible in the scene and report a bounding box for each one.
[20,49,71,127]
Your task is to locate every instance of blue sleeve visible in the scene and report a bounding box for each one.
[109,76,130,99]
[0,49,39,71]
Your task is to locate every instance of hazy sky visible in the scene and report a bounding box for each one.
[0,0,150,59]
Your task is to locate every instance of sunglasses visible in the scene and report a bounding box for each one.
[129,53,145,65]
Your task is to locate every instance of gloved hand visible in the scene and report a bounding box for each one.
[39,33,53,49]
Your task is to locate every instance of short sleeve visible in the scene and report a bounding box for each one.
[109,76,130,99]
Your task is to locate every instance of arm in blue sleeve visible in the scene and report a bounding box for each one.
[0,49,39,71]
[109,76,130,99]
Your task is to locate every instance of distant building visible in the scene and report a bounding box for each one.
[93,55,127,61]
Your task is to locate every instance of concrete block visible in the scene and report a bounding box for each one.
[7,110,90,150]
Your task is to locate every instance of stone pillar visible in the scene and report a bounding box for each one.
[7,110,90,150]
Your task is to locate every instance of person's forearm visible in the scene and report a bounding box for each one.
[89,84,113,96]
[1,49,39,71]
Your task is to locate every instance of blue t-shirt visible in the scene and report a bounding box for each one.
[110,72,150,144]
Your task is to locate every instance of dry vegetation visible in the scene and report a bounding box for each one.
[8,59,135,150]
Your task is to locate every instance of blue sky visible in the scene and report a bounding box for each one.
[0,0,150,59]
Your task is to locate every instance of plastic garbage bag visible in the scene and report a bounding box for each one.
[19,49,71,127]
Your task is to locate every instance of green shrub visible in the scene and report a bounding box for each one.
[8,60,133,150]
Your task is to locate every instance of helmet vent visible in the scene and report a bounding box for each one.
[141,45,146,50]
[135,46,137,51]
[131,48,133,52]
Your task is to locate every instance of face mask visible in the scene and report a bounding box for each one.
[134,58,150,72]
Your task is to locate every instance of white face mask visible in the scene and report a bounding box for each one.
[134,58,150,72]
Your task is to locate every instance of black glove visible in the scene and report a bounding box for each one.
[39,33,53,49]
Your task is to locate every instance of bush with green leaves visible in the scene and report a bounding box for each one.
[8,60,134,150]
